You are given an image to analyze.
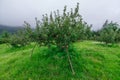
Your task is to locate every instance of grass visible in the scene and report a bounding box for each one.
[0,41,120,80]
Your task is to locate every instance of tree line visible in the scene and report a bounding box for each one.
[92,20,120,44]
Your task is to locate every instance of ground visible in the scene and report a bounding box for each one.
[0,41,120,80]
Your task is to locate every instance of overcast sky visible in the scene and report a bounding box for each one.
[0,0,120,30]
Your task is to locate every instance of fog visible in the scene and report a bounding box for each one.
[0,0,120,30]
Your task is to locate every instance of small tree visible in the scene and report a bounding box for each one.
[27,3,88,75]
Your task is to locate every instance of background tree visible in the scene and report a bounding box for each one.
[0,31,10,44]
[115,28,120,43]
[8,29,30,47]
[99,20,119,44]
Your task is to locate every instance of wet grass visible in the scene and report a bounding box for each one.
[0,41,120,80]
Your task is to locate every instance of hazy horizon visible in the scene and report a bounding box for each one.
[0,0,120,30]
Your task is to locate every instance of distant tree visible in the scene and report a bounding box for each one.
[91,30,100,40]
[83,24,92,40]
[115,28,120,43]
[9,29,30,47]
[0,31,10,44]
[99,20,119,44]
[24,21,34,42]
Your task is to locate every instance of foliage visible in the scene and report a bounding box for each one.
[8,30,30,47]
[97,20,120,44]
[23,3,92,74]
[0,31,10,44]
[30,3,92,51]
[115,28,120,43]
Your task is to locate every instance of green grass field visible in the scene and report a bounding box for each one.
[0,41,120,80]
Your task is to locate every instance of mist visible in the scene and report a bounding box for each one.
[0,0,120,30]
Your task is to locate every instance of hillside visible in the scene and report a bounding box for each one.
[0,41,120,80]
[0,24,23,34]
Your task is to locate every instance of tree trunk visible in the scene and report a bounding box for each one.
[30,43,37,58]
[66,47,75,75]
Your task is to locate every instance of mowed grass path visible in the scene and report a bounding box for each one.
[0,41,120,80]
